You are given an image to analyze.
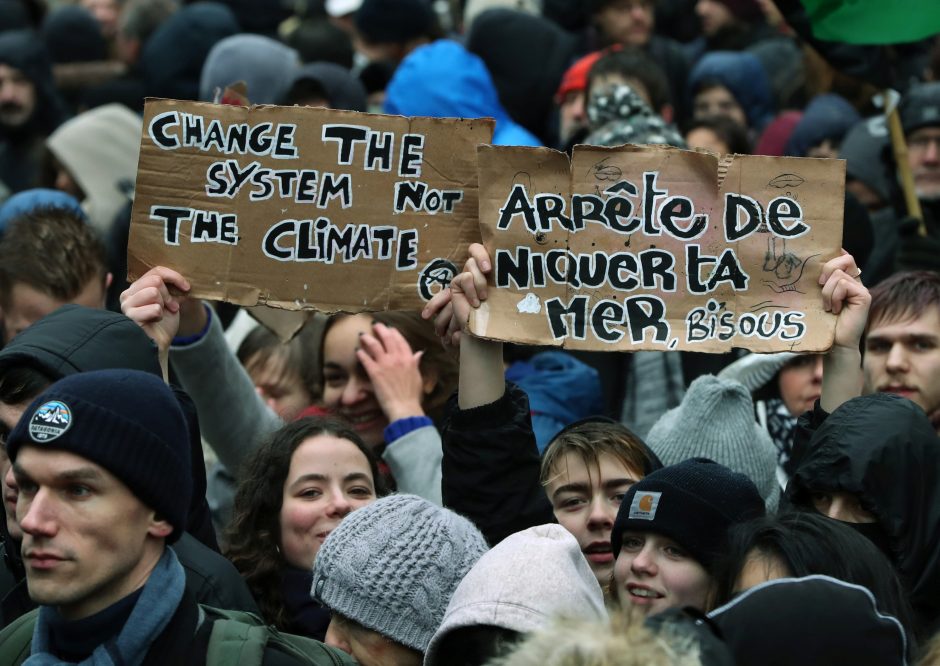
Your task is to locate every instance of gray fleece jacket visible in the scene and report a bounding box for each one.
[169,311,443,504]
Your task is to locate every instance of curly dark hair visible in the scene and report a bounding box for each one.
[224,416,386,629]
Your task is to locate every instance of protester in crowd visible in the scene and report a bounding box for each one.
[199,33,300,105]
[0,30,69,196]
[137,1,239,101]
[584,82,685,151]
[588,0,689,120]
[40,6,109,67]
[236,319,325,422]
[285,62,368,111]
[688,0,780,58]
[687,50,776,142]
[753,109,802,156]
[313,494,488,666]
[0,188,84,237]
[539,419,662,587]
[424,524,607,666]
[351,0,441,66]
[80,0,121,41]
[684,114,750,155]
[714,512,914,635]
[225,417,384,639]
[717,352,822,481]
[840,117,891,215]
[862,271,940,428]
[466,8,578,146]
[0,305,256,627]
[645,375,780,512]
[114,0,179,68]
[708,576,910,665]
[787,393,940,636]
[121,266,450,509]
[784,93,861,158]
[868,82,940,282]
[555,50,605,149]
[383,40,541,147]
[610,458,765,614]
[585,48,674,123]
[0,206,110,342]
[44,103,140,241]
[283,14,356,68]
[0,369,323,663]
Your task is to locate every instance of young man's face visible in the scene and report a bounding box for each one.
[14,447,170,620]
[863,307,940,419]
[907,126,940,201]
[3,277,108,341]
[595,0,654,47]
[544,451,641,586]
[0,63,37,130]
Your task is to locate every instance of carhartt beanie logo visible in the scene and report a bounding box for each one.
[28,401,72,442]
[8,369,192,543]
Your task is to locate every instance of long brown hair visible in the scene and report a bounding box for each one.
[224,416,386,628]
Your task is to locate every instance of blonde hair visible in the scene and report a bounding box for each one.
[487,609,703,666]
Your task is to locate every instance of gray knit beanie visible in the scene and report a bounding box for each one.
[717,352,797,393]
[645,375,780,512]
[311,494,489,653]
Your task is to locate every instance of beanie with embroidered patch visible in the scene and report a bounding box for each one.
[311,494,488,653]
[645,374,780,512]
[612,459,765,571]
[7,369,191,542]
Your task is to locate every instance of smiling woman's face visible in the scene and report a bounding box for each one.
[278,434,376,570]
[613,531,711,615]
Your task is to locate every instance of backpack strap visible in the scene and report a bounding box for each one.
[203,607,269,666]
[0,607,39,666]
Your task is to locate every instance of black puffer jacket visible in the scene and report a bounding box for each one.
[787,394,940,636]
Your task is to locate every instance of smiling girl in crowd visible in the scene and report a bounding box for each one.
[610,458,764,614]
[225,417,385,638]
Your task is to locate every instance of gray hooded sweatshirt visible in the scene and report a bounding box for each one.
[423,524,608,666]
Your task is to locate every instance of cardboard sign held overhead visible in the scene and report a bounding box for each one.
[128,99,494,312]
[471,144,845,353]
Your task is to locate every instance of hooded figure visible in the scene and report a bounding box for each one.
[709,575,909,665]
[424,524,607,666]
[383,40,541,147]
[840,116,892,211]
[584,82,686,148]
[0,30,70,194]
[785,93,861,158]
[139,2,240,101]
[45,103,141,238]
[787,393,940,636]
[687,51,775,133]
[41,5,109,65]
[466,9,578,145]
[288,62,368,112]
[199,34,300,105]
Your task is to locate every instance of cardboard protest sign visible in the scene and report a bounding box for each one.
[471,144,845,353]
[128,99,494,312]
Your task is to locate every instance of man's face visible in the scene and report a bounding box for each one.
[14,446,170,620]
[0,63,37,129]
[0,400,30,542]
[693,85,747,129]
[863,307,940,418]
[907,127,940,201]
[3,277,108,341]
[595,0,654,47]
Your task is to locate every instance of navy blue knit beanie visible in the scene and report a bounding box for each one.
[7,369,192,542]
[612,458,765,571]
[355,0,433,44]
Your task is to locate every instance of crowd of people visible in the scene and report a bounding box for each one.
[0,0,939,664]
